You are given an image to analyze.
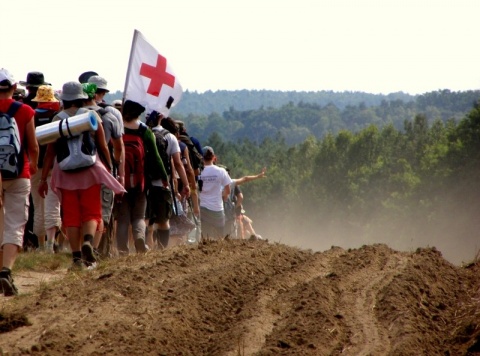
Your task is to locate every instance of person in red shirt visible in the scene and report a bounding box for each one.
[0,68,39,296]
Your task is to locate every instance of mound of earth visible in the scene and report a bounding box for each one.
[1,239,480,355]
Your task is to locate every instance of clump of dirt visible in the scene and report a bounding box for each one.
[0,239,479,355]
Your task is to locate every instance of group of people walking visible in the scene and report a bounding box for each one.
[0,68,265,297]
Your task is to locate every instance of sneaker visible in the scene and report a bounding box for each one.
[86,261,97,271]
[0,272,19,296]
[68,259,85,272]
[45,241,54,254]
[81,241,97,265]
[134,238,147,253]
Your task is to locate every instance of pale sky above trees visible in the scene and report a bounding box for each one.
[4,0,479,95]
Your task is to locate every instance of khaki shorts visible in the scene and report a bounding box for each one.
[1,179,30,247]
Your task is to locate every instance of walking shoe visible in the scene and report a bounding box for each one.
[81,241,97,264]
[134,238,147,253]
[68,259,85,272]
[45,241,54,254]
[0,271,19,296]
[86,262,97,271]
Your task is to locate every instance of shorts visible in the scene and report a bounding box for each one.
[146,186,173,225]
[0,178,30,247]
[59,184,102,228]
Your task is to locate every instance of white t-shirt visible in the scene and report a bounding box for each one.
[199,165,232,211]
[100,103,124,134]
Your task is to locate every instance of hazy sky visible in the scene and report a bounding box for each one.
[3,0,479,95]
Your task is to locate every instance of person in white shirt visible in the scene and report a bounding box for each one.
[198,146,232,239]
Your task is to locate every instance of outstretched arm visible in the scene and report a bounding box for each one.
[233,167,267,186]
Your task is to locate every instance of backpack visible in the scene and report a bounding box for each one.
[35,108,58,169]
[123,123,147,192]
[55,110,97,172]
[178,134,204,175]
[152,127,171,177]
[0,101,24,179]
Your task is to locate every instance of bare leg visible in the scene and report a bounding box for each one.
[67,227,82,253]
[93,219,104,249]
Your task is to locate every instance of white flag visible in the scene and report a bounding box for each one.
[124,30,182,116]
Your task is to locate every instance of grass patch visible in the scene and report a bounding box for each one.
[13,252,71,273]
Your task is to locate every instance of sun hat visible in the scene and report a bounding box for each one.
[111,99,122,109]
[32,85,59,102]
[60,81,88,101]
[78,71,99,84]
[0,68,16,89]
[88,75,109,92]
[19,71,50,87]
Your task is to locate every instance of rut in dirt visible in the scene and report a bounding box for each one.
[0,239,478,356]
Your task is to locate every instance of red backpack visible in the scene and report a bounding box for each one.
[123,123,147,192]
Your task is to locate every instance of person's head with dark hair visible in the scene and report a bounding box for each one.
[203,146,215,162]
[146,111,161,128]
[161,116,179,135]
[175,120,187,135]
[122,100,145,122]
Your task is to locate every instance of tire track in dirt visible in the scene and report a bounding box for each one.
[225,246,346,356]
[333,245,408,355]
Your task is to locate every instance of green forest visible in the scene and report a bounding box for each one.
[106,90,480,264]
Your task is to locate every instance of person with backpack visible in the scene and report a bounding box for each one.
[38,81,124,270]
[175,120,203,219]
[82,83,124,258]
[87,75,123,133]
[115,100,168,255]
[18,72,51,252]
[0,68,39,296]
[148,116,191,248]
[30,85,62,253]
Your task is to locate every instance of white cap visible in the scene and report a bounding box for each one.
[0,68,16,89]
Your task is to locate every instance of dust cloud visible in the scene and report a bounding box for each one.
[251,191,480,266]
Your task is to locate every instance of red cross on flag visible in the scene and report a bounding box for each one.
[124,30,182,115]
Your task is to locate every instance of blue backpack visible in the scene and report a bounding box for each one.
[0,101,24,179]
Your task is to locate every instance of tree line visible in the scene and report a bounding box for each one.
[104,89,480,261]
[202,102,480,262]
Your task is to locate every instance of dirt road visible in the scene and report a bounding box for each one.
[1,239,479,355]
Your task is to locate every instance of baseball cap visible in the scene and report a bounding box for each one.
[0,68,16,89]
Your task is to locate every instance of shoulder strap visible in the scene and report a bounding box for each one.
[57,111,70,120]
[6,101,22,117]
[138,122,148,135]
[95,107,108,117]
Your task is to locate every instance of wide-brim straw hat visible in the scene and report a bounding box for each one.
[32,85,59,102]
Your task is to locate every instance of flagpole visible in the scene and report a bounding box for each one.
[123,29,140,104]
